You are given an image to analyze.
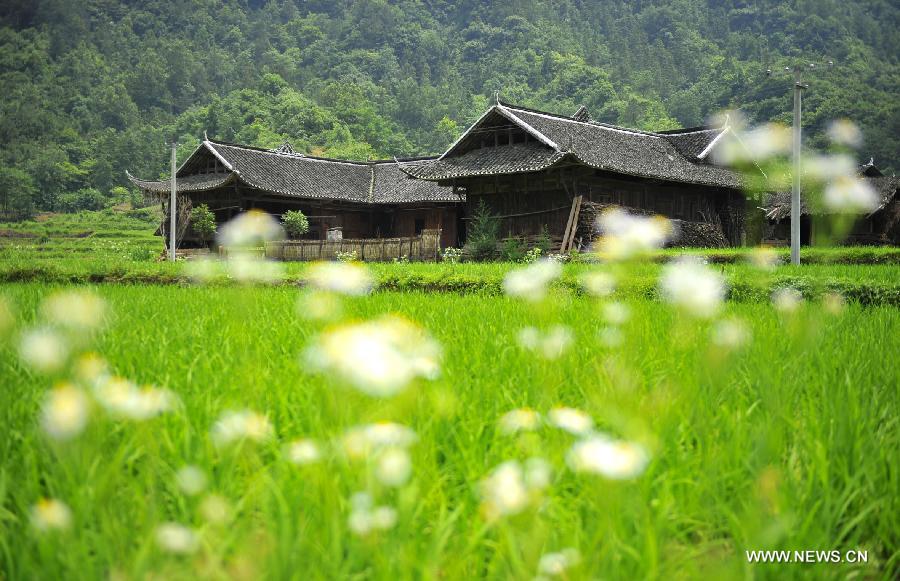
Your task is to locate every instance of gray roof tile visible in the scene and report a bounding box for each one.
[128,141,458,204]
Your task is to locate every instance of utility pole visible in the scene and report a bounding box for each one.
[169,138,177,262]
[767,61,833,265]
[790,68,805,266]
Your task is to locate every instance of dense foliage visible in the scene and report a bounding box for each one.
[465,199,501,261]
[281,209,310,239]
[0,1,897,216]
[189,204,217,243]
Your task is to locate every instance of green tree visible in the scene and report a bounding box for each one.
[190,203,217,245]
[464,199,500,262]
[0,166,36,220]
[281,209,309,239]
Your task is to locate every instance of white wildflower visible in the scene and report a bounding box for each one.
[498,409,541,434]
[40,290,108,330]
[772,287,803,313]
[304,316,440,397]
[523,457,553,490]
[375,448,412,487]
[741,123,792,160]
[823,176,879,213]
[516,325,573,359]
[748,247,780,270]
[74,353,109,386]
[580,271,616,297]
[304,262,374,296]
[19,327,69,373]
[659,257,726,318]
[826,119,863,148]
[183,256,223,283]
[538,548,581,577]
[30,498,72,532]
[567,435,649,479]
[217,209,284,248]
[285,438,322,465]
[547,407,594,436]
[155,522,199,554]
[296,291,343,321]
[199,494,231,525]
[40,383,90,440]
[342,422,417,458]
[348,492,397,535]
[211,409,274,447]
[822,291,846,315]
[175,465,207,496]
[595,208,671,260]
[713,123,791,165]
[502,260,562,302]
[93,377,178,421]
[711,318,751,349]
[805,153,857,182]
[480,461,530,518]
[226,254,284,283]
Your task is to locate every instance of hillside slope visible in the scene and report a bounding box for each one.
[0,0,897,215]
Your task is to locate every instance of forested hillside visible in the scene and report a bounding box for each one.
[0,0,897,218]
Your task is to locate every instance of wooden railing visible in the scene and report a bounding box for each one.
[262,229,442,262]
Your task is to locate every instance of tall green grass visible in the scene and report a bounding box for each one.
[1,284,897,579]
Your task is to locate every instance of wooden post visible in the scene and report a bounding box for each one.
[564,195,583,252]
[561,195,580,253]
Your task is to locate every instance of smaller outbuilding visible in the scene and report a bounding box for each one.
[762,163,900,245]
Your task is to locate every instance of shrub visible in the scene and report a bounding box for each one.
[441,247,463,264]
[335,250,358,262]
[501,237,526,262]
[535,225,552,254]
[521,247,543,263]
[190,204,217,244]
[465,200,500,261]
[282,210,310,239]
[58,188,106,213]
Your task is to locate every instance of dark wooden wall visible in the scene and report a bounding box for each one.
[177,186,459,248]
[459,165,745,245]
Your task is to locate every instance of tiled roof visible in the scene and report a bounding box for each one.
[125,171,235,193]
[208,141,373,202]
[763,175,899,220]
[502,104,741,188]
[128,141,457,205]
[371,161,463,203]
[661,128,723,159]
[401,102,741,189]
[399,142,565,181]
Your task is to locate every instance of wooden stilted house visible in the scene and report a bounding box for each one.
[399,101,748,250]
[127,140,463,255]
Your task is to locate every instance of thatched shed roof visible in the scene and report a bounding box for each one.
[763,174,899,220]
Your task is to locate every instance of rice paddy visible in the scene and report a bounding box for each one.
[1,281,898,579]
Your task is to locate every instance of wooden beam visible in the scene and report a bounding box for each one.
[560,194,583,253]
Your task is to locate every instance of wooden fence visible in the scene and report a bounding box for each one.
[262,229,442,262]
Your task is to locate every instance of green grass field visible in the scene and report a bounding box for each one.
[1,283,898,579]
[2,210,899,578]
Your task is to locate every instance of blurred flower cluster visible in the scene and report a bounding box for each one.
[184,209,286,284]
[711,112,879,241]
